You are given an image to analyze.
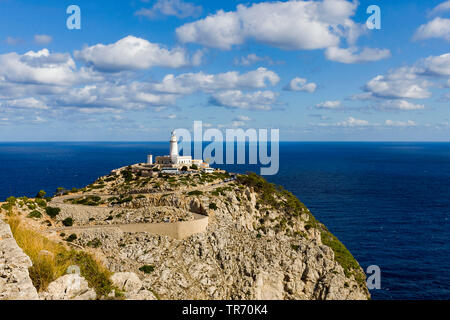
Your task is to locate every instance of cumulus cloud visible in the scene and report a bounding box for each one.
[315,100,341,109]
[414,17,450,42]
[359,52,450,102]
[0,49,98,86]
[209,90,277,110]
[284,78,317,93]
[176,0,361,51]
[152,67,280,94]
[34,34,52,45]
[74,36,194,72]
[422,53,450,76]
[325,46,391,63]
[364,66,432,100]
[136,0,202,19]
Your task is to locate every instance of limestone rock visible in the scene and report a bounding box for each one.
[0,218,39,300]
[40,274,96,300]
[111,272,142,294]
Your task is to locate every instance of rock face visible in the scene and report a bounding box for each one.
[68,172,370,300]
[39,274,96,300]
[111,272,156,300]
[0,218,39,300]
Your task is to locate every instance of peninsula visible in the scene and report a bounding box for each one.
[0,134,370,300]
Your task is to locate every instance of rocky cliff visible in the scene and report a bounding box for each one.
[0,167,370,300]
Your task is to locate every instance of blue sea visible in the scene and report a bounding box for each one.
[0,142,449,300]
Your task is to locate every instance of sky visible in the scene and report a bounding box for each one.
[0,0,449,141]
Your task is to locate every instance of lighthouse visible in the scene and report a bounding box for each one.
[170,130,179,163]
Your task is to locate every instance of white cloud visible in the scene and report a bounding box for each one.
[364,66,432,100]
[234,53,275,66]
[422,53,450,76]
[0,97,49,109]
[136,0,202,19]
[209,90,277,110]
[378,100,425,111]
[284,77,317,93]
[325,46,391,63]
[429,1,450,16]
[384,120,416,127]
[337,117,369,127]
[234,115,251,121]
[176,0,361,51]
[0,49,98,86]
[152,67,280,94]
[315,100,341,109]
[74,36,193,72]
[414,17,450,42]
[34,34,52,45]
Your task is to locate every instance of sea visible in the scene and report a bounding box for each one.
[0,141,448,300]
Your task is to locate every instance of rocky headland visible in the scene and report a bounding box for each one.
[0,165,370,300]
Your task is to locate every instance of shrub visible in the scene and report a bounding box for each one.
[36,190,46,199]
[188,190,203,196]
[6,196,16,204]
[209,203,218,210]
[35,198,47,208]
[45,206,61,218]
[181,166,188,172]
[190,164,198,170]
[87,238,102,248]
[139,265,155,274]
[62,218,73,227]
[66,234,77,242]
[27,210,42,219]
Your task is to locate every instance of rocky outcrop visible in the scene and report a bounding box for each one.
[39,274,96,300]
[0,218,39,300]
[111,272,156,300]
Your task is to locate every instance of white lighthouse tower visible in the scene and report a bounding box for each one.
[170,130,179,163]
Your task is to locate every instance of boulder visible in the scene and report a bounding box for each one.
[111,272,142,294]
[40,274,96,300]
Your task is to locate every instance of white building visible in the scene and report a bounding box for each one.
[155,131,209,168]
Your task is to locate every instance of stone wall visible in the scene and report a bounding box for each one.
[0,217,39,300]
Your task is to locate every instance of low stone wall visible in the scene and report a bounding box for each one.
[118,213,209,240]
[54,214,209,240]
[0,218,39,300]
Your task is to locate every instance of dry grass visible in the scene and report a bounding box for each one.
[7,217,114,296]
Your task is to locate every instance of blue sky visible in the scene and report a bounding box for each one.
[0,0,449,141]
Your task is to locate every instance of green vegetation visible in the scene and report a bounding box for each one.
[8,218,113,296]
[190,164,198,170]
[320,228,365,286]
[110,195,133,205]
[188,190,203,196]
[27,210,42,219]
[208,203,218,210]
[66,234,77,242]
[62,217,74,227]
[239,172,364,286]
[35,198,47,208]
[139,265,155,274]
[87,238,102,248]
[69,195,103,206]
[45,206,61,218]
[36,190,46,199]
